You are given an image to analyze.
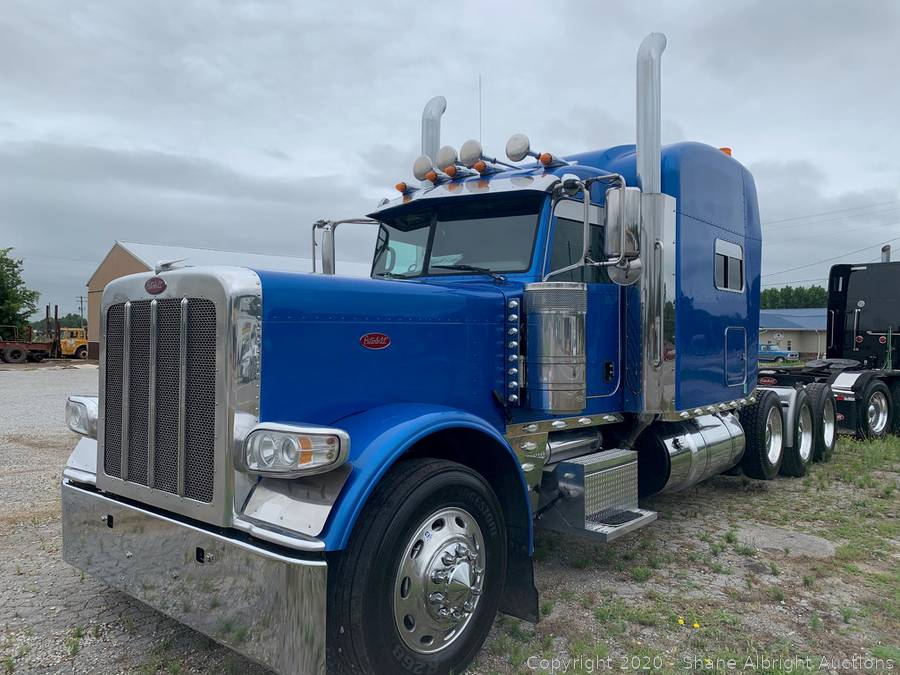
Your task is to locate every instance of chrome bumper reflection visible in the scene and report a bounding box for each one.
[61,482,326,675]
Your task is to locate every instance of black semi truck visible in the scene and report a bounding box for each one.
[762,250,900,439]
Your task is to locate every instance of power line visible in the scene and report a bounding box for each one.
[762,235,900,278]
[762,199,900,226]
[761,277,826,287]
[767,218,900,244]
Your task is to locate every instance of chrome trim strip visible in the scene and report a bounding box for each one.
[232,517,327,552]
[121,300,131,480]
[147,299,157,488]
[506,413,624,437]
[177,297,188,497]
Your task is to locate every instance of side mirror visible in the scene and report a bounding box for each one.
[604,187,642,286]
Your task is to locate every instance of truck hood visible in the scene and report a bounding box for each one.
[254,271,512,431]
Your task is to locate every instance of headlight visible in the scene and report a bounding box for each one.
[243,423,349,477]
[66,395,98,439]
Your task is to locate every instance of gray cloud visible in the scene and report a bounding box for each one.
[1,0,898,316]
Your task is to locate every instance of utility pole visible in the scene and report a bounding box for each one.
[76,296,86,329]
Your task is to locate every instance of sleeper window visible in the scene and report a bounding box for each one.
[715,239,744,292]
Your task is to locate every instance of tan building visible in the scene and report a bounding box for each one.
[86,241,370,358]
[758,308,827,360]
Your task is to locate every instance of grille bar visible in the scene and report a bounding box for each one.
[147,299,157,489]
[121,301,131,480]
[177,297,188,497]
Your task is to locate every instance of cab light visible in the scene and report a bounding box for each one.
[243,423,350,477]
[538,152,553,166]
[395,181,409,193]
[425,170,439,183]
[473,160,488,173]
[443,165,458,178]
[719,147,732,156]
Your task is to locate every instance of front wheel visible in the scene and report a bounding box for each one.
[74,346,87,360]
[328,458,506,675]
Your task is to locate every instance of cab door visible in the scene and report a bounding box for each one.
[725,326,747,387]
[547,199,620,399]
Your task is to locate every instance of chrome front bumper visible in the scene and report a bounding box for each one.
[61,481,327,675]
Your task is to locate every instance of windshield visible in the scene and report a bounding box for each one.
[372,193,543,278]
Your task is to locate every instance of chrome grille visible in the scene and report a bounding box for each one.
[103,297,217,503]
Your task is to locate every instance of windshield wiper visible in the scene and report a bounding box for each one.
[430,264,506,282]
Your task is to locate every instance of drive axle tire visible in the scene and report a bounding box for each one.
[3,347,27,364]
[805,383,837,462]
[328,458,506,675]
[75,346,87,360]
[780,389,814,477]
[739,390,784,480]
[856,380,892,440]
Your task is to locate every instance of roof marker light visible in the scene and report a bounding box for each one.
[395,181,409,193]
[435,145,459,172]
[719,147,733,156]
[413,155,435,181]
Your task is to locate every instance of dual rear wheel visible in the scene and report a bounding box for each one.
[739,385,837,481]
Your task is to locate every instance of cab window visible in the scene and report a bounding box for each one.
[548,199,609,283]
[715,239,744,292]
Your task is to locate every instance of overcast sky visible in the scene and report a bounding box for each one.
[2,0,899,318]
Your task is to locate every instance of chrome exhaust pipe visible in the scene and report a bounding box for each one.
[882,244,892,263]
[636,33,666,194]
[421,96,447,163]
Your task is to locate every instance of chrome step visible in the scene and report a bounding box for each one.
[584,508,657,542]
[535,449,657,542]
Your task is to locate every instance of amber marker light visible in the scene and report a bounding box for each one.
[444,165,458,178]
[474,160,488,173]
[425,170,438,183]
[395,181,408,193]
[538,152,553,166]
[719,147,732,156]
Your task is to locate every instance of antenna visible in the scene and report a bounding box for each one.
[477,74,483,143]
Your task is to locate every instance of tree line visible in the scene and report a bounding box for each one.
[760,285,827,309]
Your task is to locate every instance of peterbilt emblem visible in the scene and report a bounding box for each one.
[145,277,167,295]
[758,376,777,385]
[360,333,391,350]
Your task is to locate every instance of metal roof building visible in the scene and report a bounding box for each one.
[759,308,827,358]
[85,241,370,358]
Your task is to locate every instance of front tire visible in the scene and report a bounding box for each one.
[328,458,506,675]
[856,380,892,439]
[74,346,87,359]
[781,389,814,477]
[740,390,784,480]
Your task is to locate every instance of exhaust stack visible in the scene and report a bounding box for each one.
[636,33,667,193]
[882,244,892,263]
[421,96,447,164]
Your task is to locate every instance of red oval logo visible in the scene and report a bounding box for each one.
[855,335,864,344]
[836,412,845,421]
[360,333,391,350]
[758,376,777,385]
[879,336,887,344]
[145,277,167,295]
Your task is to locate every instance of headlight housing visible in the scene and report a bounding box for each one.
[242,423,349,477]
[66,395,98,439]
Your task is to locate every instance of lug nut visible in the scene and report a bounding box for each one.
[455,543,470,557]
[431,570,447,584]
[437,607,451,618]
[463,600,475,612]
[429,592,445,604]
[441,552,455,566]
[451,609,462,620]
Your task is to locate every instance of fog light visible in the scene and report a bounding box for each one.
[243,423,349,477]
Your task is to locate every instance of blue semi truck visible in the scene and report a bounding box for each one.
[60,34,836,675]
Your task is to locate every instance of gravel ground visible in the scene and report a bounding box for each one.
[0,365,897,674]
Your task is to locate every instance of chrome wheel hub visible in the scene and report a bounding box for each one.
[765,405,784,464]
[867,391,889,435]
[393,507,485,654]
[797,404,813,461]
[822,398,836,448]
